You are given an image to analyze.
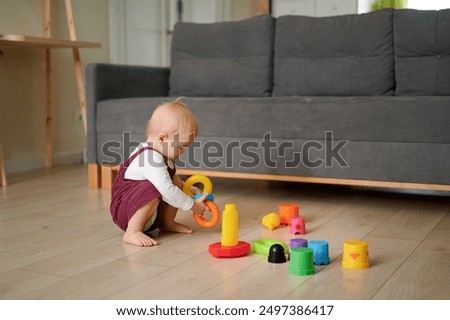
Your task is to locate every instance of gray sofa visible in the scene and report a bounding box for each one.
[86,9,450,191]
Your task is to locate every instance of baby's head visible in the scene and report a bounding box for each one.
[146,99,198,160]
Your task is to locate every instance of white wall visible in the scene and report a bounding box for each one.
[358,0,372,13]
[408,0,450,10]
[359,0,450,12]
[0,0,110,174]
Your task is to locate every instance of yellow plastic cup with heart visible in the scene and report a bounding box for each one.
[342,240,370,269]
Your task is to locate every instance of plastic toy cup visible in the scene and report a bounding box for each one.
[342,240,370,270]
[290,238,308,249]
[279,203,299,225]
[308,240,330,265]
[289,247,315,276]
[290,216,306,235]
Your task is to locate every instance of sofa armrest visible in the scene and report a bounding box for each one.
[86,63,170,164]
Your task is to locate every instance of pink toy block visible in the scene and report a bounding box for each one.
[290,216,306,235]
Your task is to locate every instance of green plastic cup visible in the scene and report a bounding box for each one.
[289,247,315,276]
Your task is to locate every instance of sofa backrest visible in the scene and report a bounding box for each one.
[273,9,394,96]
[169,9,450,98]
[169,16,274,97]
[394,9,450,96]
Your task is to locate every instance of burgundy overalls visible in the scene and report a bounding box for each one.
[110,146,176,231]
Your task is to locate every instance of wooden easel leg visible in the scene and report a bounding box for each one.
[256,0,270,15]
[45,48,52,168]
[88,163,101,189]
[0,140,7,187]
[44,0,52,168]
[65,0,87,134]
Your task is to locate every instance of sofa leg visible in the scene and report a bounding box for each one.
[101,165,119,190]
[87,164,120,189]
[88,163,101,189]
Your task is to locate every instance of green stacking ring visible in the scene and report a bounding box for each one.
[251,238,289,255]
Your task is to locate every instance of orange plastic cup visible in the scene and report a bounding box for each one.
[279,203,299,225]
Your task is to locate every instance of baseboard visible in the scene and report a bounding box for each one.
[4,150,84,174]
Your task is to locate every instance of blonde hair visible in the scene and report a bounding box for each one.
[145,98,198,138]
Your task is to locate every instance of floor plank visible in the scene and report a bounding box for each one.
[23,260,167,299]
[368,201,449,241]
[20,237,145,277]
[372,229,450,299]
[0,220,119,274]
[0,269,66,299]
[436,212,450,230]
[108,253,264,299]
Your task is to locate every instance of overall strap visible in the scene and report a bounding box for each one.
[122,146,153,168]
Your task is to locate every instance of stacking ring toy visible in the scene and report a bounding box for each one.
[183,174,213,197]
[194,200,220,228]
[251,238,289,255]
[184,175,219,228]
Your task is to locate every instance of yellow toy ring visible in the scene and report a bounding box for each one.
[194,200,220,228]
[183,174,213,197]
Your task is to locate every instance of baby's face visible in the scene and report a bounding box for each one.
[161,130,196,160]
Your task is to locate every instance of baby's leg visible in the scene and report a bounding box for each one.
[159,201,192,234]
[123,198,160,247]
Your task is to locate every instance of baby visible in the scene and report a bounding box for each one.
[110,100,208,247]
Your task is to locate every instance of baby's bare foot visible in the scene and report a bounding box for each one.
[123,231,159,247]
[162,221,192,234]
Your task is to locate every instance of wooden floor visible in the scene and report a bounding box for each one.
[0,164,449,300]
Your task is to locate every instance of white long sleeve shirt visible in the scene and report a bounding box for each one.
[124,143,194,211]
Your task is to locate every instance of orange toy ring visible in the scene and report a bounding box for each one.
[194,200,220,228]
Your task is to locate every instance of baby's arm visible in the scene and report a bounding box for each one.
[172,174,202,195]
[172,174,208,214]
[172,174,184,189]
[139,151,207,214]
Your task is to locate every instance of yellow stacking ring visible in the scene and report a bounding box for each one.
[183,174,213,196]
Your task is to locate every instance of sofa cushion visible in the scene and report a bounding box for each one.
[96,96,450,145]
[169,16,274,97]
[394,9,450,95]
[273,9,394,96]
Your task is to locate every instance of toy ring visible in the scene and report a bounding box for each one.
[183,174,213,197]
[251,238,289,255]
[194,200,220,228]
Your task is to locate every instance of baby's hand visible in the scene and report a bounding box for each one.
[190,185,202,195]
[191,193,210,216]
